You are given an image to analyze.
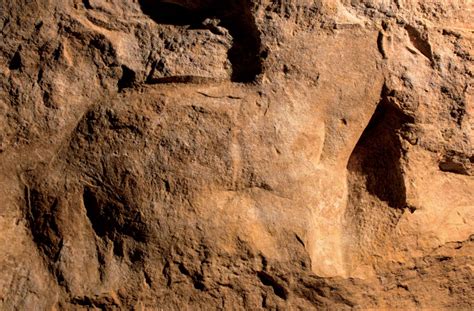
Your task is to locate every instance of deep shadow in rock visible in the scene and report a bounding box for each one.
[138,0,204,25]
[347,87,414,209]
[117,65,136,91]
[82,187,149,243]
[138,0,264,82]
[221,3,265,82]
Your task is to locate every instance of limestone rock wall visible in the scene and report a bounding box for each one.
[0,0,472,309]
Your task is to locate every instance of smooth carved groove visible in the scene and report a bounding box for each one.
[138,0,264,82]
[377,31,387,59]
[147,75,219,84]
[405,25,433,62]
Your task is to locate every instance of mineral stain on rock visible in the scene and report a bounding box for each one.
[0,0,473,309]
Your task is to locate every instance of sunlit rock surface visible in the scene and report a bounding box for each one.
[0,0,473,309]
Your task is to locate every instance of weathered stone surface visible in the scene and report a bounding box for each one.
[0,0,472,309]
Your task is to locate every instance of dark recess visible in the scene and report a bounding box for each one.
[138,1,203,25]
[9,50,22,70]
[118,65,136,91]
[82,187,149,242]
[257,271,289,300]
[82,0,93,10]
[138,0,264,82]
[347,86,414,209]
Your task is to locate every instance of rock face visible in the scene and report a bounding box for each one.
[0,0,473,309]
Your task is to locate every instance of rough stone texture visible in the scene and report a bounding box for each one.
[0,0,473,309]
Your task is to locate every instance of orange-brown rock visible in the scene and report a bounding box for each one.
[0,0,472,309]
